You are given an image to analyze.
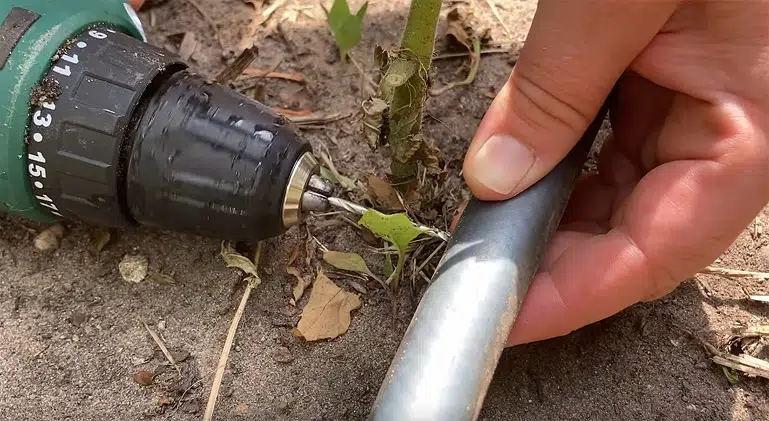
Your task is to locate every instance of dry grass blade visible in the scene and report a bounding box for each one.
[712,353,769,380]
[348,53,377,96]
[431,38,481,96]
[433,47,512,61]
[184,0,225,49]
[485,0,512,38]
[216,46,260,84]
[143,323,180,374]
[204,242,264,421]
[700,266,769,280]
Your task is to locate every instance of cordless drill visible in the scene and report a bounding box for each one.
[0,0,334,242]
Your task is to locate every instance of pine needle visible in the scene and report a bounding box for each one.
[203,242,264,421]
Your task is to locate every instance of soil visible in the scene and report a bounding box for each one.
[2,1,769,420]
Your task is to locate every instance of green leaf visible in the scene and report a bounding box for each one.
[359,210,428,255]
[324,0,368,58]
[323,251,375,278]
[358,209,430,290]
[220,241,258,279]
[722,366,740,384]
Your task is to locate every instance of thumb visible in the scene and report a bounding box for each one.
[463,1,677,200]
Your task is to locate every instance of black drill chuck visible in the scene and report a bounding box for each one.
[25,26,315,241]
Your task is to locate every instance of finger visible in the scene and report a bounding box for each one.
[128,0,145,10]
[463,1,678,200]
[563,74,673,226]
[508,95,769,345]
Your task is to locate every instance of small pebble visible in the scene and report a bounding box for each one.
[170,350,190,362]
[235,345,242,352]
[157,320,166,330]
[272,347,295,364]
[34,223,65,251]
[181,400,200,414]
[71,335,79,342]
[119,254,148,283]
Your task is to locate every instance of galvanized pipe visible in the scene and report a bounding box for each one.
[368,102,610,421]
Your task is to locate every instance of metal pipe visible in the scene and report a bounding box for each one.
[368,102,610,421]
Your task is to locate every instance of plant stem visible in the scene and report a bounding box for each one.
[385,0,443,185]
[400,0,442,69]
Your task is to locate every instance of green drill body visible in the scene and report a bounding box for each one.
[0,0,143,222]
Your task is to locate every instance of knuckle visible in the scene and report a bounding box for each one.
[509,69,595,141]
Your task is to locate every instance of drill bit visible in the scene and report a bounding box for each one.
[326,197,451,242]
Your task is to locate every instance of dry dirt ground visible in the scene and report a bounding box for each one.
[2,0,769,420]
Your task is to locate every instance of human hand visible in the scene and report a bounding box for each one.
[461,1,769,346]
[128,0,144,10]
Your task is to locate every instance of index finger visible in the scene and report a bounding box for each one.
[508,96,769,345]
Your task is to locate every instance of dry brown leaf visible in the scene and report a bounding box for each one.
[323,251,375,278]
[178,32,198,61]
[287,246,300,266]
[92,229,111,255]
[294,272,361,341]
[446,8,472,50]
[366,175,403,210]
[287,266,311,302]
[133,370,154,386]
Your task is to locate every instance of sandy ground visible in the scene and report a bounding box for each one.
[2,0,769,420]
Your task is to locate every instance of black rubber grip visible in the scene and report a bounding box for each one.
[125,70,311,241]
[25,26,185,227]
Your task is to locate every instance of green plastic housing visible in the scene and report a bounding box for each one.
[0,0,144,221]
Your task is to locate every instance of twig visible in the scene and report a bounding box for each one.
[289,111,353,126]
[143,323,180,374]
[242,68,306,83]
[700,266,769,280]
[484,0,513,38]
[216,46,259,84]
[415,241,445,276]
[272,108,313,117]
[184,0,225,49]
[10,218,36,234]
[433,47,512,61]
[430,38,482,96]
[203,242,264,421]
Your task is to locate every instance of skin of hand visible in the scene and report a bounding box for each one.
[128,0,144,10]
[461,0,769,346]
